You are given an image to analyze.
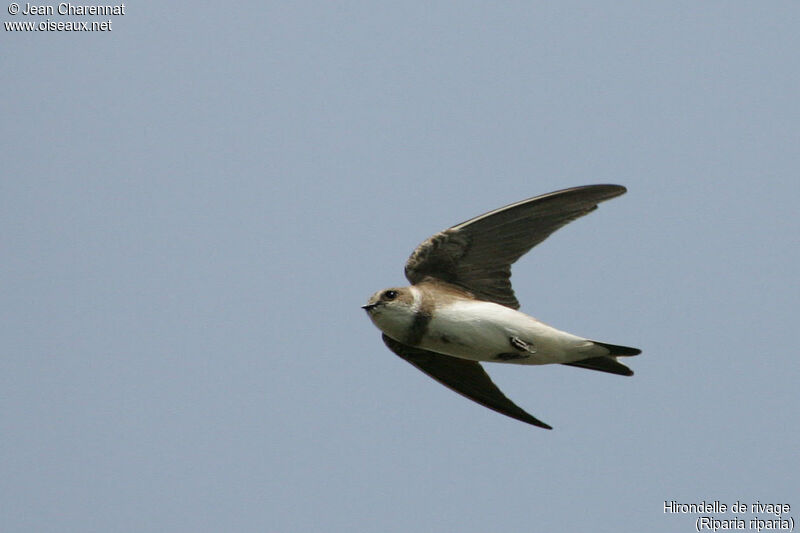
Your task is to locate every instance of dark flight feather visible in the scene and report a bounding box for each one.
[404,185,627,309]
[382,334,552,429]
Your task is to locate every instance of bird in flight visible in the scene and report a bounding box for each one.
[362,184,641,429]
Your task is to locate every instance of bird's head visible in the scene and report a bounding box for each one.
[362,287,417,339]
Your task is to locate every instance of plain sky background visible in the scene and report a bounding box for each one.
[2,2,798,532]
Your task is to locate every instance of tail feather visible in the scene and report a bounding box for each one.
[563,356,633,376]
[591,340,641,357]
[562,340,640,376]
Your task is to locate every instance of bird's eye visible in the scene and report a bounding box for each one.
[383,290,398,301]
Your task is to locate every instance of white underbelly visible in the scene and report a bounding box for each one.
[421,301,596,364]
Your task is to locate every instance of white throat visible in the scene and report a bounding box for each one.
[370,286,424,343]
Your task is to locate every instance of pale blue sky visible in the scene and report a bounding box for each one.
[2,2,798,532]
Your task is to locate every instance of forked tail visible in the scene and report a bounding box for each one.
[562,341,641,376]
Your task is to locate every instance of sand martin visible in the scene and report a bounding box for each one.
[362,184,641,429]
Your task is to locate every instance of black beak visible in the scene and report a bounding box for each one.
[361,303,378,311]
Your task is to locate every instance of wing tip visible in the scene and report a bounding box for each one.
[515,411,553,430]
[582,183,628,200]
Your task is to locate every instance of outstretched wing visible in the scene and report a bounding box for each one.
[382,334,552,429]
[405,184,627,309]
